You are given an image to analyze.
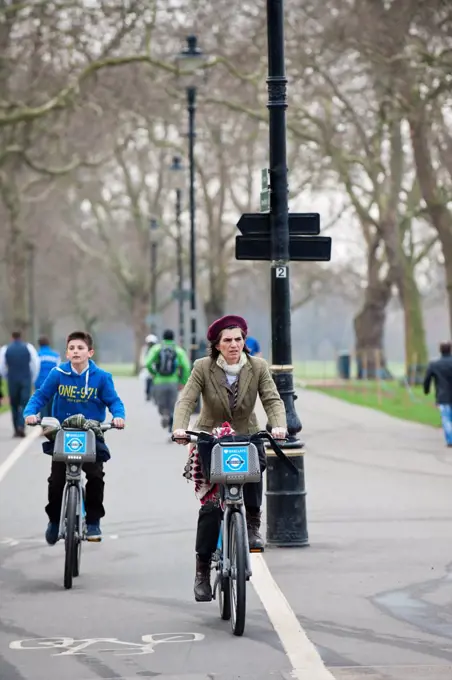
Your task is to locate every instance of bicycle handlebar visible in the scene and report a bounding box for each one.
[29,418,117,432]
[172,429,298,474]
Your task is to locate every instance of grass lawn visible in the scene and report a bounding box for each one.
[294,359,406,381]
[0,380,8,414]
[306,380,441,428]
[98,363,135,376]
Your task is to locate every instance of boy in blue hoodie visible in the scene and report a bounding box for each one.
[24,331,125,545]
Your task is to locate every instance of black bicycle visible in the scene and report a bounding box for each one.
[179,429,297,636]
[33,417,116,590]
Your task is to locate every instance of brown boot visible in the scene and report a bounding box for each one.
[246,509,264,552]
[194,555,212,602]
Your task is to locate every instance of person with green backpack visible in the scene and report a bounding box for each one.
[146,329,191,433]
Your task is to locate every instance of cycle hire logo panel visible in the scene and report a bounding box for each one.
[221,446,249,474]
[63,431,88,455]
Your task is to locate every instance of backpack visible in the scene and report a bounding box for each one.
[156,346,178,376]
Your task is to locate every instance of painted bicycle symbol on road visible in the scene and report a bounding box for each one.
[10,632,204,657]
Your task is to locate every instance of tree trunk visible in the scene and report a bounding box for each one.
[353,247,392,379]
[409,107,452,336]
[6,216,28,334]
[131,294,148,375]
[38,318,55,344]
[401,255,428,382]
[204,265,226,326]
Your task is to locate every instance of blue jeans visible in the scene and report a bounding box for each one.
[439,404,452,445]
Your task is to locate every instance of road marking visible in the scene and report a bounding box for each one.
[0,535,121,546]
[0,538,19,546]
[0,428,42,484]
[10,632,205,656]
[251,553,335,680]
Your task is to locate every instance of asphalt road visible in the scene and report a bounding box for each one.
[1,377,452,680]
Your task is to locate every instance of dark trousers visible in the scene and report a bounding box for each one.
[8,379,31,433]
[195,479,263,561]
[46,460,105,525]
[153,383,178,431]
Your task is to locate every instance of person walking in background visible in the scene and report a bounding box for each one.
[146,329,191,435]
[35,335,61,418]
[0,331,40,437]
[424,341,452,447]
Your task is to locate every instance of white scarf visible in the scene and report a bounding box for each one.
[216,351,248,376]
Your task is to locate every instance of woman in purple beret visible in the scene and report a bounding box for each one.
[172,314,287,603]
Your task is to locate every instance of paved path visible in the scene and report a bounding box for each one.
[0,379,451,680]
[261,390,452,680]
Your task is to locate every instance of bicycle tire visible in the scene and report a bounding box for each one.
[64,486,77,589]
[229,511,247,636]
[73,487,84,578]
[218,550,231,621]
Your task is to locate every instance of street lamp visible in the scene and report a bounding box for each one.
[265,0,306,547]
[169,155,186,348]
[149,217,159,334]
[175,35,208,365]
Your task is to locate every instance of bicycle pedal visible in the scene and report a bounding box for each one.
[250,547,264,553]
[86,536,102,543]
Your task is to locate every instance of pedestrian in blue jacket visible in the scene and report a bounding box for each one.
[24,330,125,545]
[0,331,40,437]
[36,335,61,418]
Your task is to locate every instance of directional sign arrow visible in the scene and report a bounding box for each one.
[237,212,320,236]
[235,235,331,262]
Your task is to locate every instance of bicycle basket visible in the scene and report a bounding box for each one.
[210,441,261,485]
[52,429,97,463]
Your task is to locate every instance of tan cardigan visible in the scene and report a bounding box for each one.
[172,355,287,434]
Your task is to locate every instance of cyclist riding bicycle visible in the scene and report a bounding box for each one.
[24,331,125,545]
[172,314,286,602]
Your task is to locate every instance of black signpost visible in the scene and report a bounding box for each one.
[235,0,332,548]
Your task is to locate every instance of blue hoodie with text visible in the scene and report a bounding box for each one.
[24,360,125,424]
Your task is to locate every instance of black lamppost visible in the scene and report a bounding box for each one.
[169,155,185,348]
[149,217,158,333]
[175,35,207,365]
[265,0,307,547]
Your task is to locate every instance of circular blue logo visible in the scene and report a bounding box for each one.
[226,455,244,470]
[67,437,83,452]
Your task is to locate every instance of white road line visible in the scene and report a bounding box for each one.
[251,553,336,680]
[0,428,42,484]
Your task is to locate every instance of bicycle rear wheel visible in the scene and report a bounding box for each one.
[229,511,247,636]
[64,486,77,589]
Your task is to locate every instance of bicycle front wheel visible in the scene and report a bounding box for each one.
[64,486,77,590]
[73,487,84,578]
[229,511,247,636]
